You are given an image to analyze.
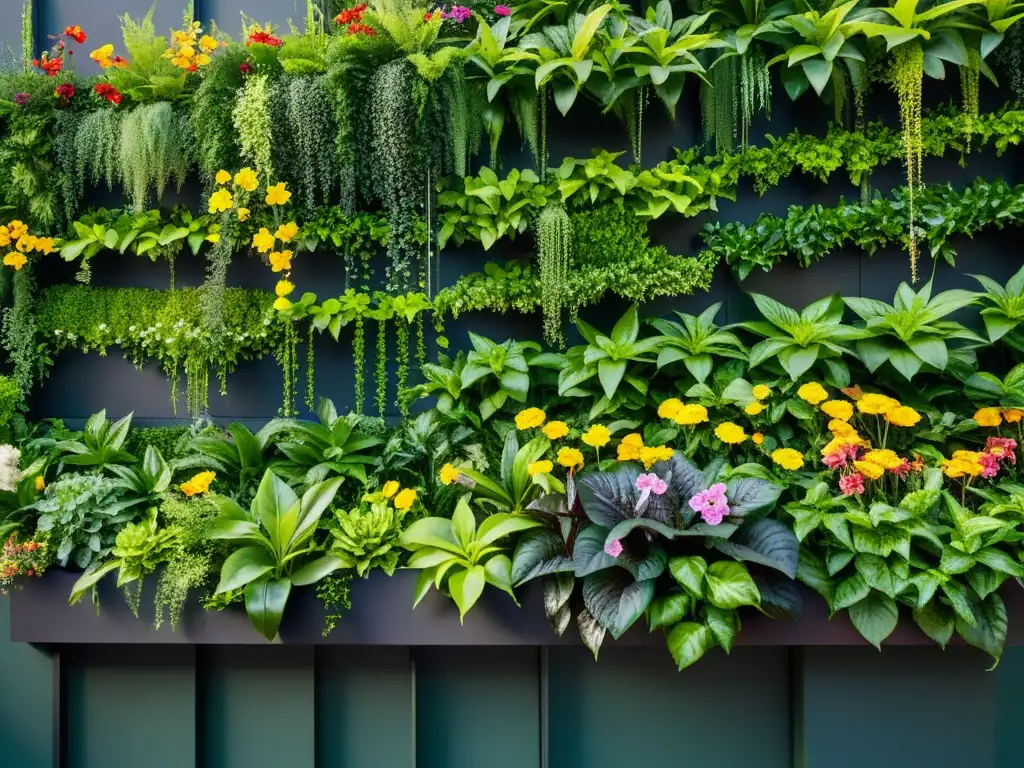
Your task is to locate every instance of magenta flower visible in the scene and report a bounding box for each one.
[495,4,511,15]
[635,473,667,495]
[13,92,29,106]
[688,483,729,526]
[604,539,623,558]
[986,436,1017,465]
[839,473,865,496]
[979,452,1000,478]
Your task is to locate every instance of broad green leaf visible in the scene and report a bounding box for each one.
[704,561,760,610]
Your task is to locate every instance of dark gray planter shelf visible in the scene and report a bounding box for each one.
[11,570,1024,647]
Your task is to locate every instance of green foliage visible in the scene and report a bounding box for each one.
[328,498,405,577]
[233,73,275,178]
[0,270,37,406]
[210,469,344,640]
[316,573,353,637]
[118,103,193,213]
[0,375,21,426]
[175,422,288,503]
[52,409,136,471]
[191,44,249,179]
[105,7,188,102]
[284,75,338,215]
[155,493,221,630]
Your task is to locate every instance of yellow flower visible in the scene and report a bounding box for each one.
[617,433,644,462]
[745,401,766,416]
[439,464,460,485]
[1003,409,1024,423]
[273,297,293,311]
[771,448,805,471]
[674,403,709,426]
[199,35,218,53]
[822,434,866,457]
[752,432,764,445]
[515,407,546,430]
[942,451,984,478]
[714,422,747,444]
[542,421,569,440]
[528,460,553,477]
[639,445,673,470]
[974,407,1002,427]
[854,460,885,480]
[381,480,400,499]
[862,449,903,470]
[275,280,294,298]
[90,44,114,67]
[233,167,259,192]
[215,169,231,185]
[16,234,36,253]
[3,252,27,271]
[7,221,27,240]
[252,228,275,253]
[34,475,45,492]
[582,424,610,448]
[269,250,293,273]
[236,207,250,222]
[275,222,299,242]
[752,384,771,401]
[394,488,417,511]
[857,393,900,415]
[0,227,9,247]
[265,182,292,206]
[206,234,220,244]
[797,382,828,405]
[885,406,921,427]
[828,419,858,438]
[208,188,234,214]
[195,53,211,66]
[557,447,584,470]
[657,398,684,420]
[820,400,853,421]
[32,237,54,255]
[180,471,215,496]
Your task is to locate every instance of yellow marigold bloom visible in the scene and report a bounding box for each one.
[234,168,259,192]
[828,419,857,438]
[639,445,674,470]
[35,475,45,492]
[34,237,55,254]
[3,252,27,271]
[180,471,215,496]
[885,406,921,427]
[752,432,764,445]
[273,297,292,311]
[542,421,569,440]
[195,53,211,66]
[171,54,193,68]
[7,221,27,240]
[515,407,546,430]
[820,400,853,421]
[862,449,903,470]
[715,422,747,444]
[275,280,294,298]
[265,182,291,206]
[0,227,9,247]
[857,393,899,415]
[208,188,234,214]
[674,403,709,426]
[745,401,766,416]
[771,448,804,471]
[275,222,299,242]
[752,384,771,401]
[942,451,984,478]
[269,250,293,273]
[252,228,275,253]
[974,407,1002,427]
[657,398,684,420]
[582,424,610,448]
[1003,409,1024,423]
[557,447,584,470]
[16,234,36,252]
[236,207,250,222]
[394,488,417,511]
[797,382,829,405]
[439,464,460,485]
[215,169,231,185]
[381,480,400,499]
[528,460,553,477]
[617,433,644,462]
[199,35,218,53]
[854,460,885,480]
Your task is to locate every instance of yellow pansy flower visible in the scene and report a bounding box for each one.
[381,481,400,498]
[3,252,27,271]
[273,297,292,311]
[236,207,250,222]
[275,280,294,298]
[542,421,569,440]
[820,400,853,421]
[771,448,804,471]
[394,488,417,511]
[582,424,610,448]
[180,471,215,496]
[265,182,292,206]
[215,169,231,185]
[275,222,299,242]
[252,228,276,254]
[714,422,746,444]
[557,447,584,470]
[269,250,293,273]
[208,188,234,214]
[797,382,828,405]
[514,408,546,430]
[233,168,259,192]
[439,464,460,485]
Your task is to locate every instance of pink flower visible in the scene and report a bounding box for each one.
[688,483,729,525]
[604,539,623,558]
[701,499,728,526]
[986,437,1017,465]
[635,473,667,495]
[979,452,1000,478]
[839,473,865,496]
[823,443,860,469]
[891,460,912,478]
[495,4,511,15]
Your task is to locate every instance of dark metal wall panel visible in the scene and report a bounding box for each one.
[0,597,54,768]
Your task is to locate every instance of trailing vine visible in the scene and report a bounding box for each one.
[232,73,274,181]
[200,226,232,344]
[374,313,388,417]
[961,49,981,147]
[1,267,39,407]
[285,75,338,216]
[536,202,572,347]
[353,314,365,414]
[891,43,925,282]
[396,319,410,417]
[119,102,192,213]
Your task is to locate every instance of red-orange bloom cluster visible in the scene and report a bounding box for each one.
[348,22,376,35]
[94,82,122,105]
[64,25,87,44]
[247,30,283,47]
[33,52,64,77]
[335,3,367,23]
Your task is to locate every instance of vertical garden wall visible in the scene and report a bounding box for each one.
[4,0,1024,766]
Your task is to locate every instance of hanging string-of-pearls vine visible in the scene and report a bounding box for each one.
[892,44,925,283]
[536,203,572,347]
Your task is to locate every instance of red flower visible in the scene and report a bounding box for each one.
[31,59,40,68]
[55,83,76,101]
[93,82,122,105]
[240,62,253,74]
[36,53,64,77]
[336,4,367,24]
[247,31,283,47]
[348,22,376,35]
[64,25,87,44]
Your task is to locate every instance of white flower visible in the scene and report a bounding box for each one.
[129,325,137,332]
[165,338,174,345]
[174,320,184,329]
[114,338,122,345]
[155,323,163,329]
[98,323,107,331]
[263,318,271,326]
[154,335,161,342]
[54,329,63,336]
[0,445,21,492]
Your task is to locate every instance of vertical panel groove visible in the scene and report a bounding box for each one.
[410,648,417,768]
[790,647,804,768]
[539,646,549,768]
[52,648,65,768]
